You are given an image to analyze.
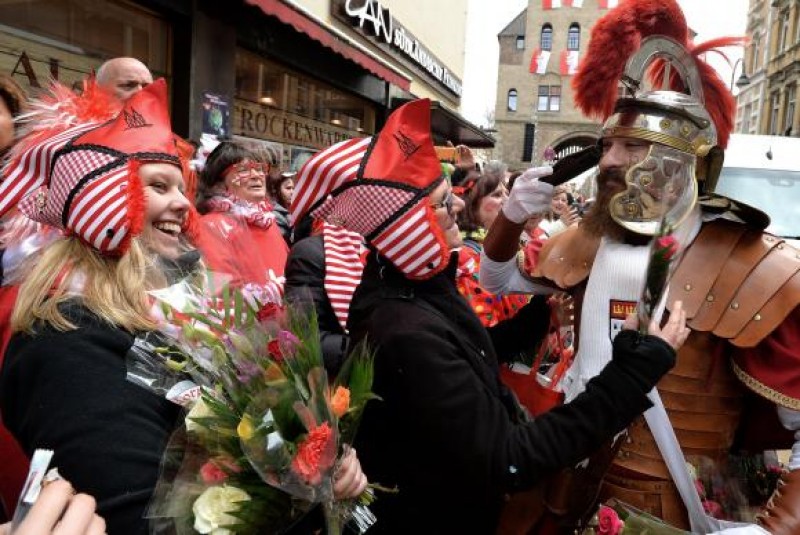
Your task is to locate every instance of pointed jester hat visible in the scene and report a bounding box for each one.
[0,78,185,255]
[570,0,762,234]
[291,99,449,280]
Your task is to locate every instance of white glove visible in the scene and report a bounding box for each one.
[502,166,554,224]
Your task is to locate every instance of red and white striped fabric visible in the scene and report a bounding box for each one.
[529,49,551,75]
[290,136,371,224]
[1,79,180,256]
[370,202,447,280]
[292,99,449,281]
[322,222,365,331]
[598,0,619,8]
[560,50,580,75]
[542,0,562,8]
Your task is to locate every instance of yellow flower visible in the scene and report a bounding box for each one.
[237,414,255,440]
[331,386,351,418]
[192,485,250,534]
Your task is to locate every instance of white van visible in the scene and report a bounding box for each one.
[716,134,800,240]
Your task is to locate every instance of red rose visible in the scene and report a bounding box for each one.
[200,460,228,484]
[199,457,241,485]
[267,339,283,361]
[291,422,334,485]
[597,505,623,535]
[256,303,280,323]
[655,235,679,261]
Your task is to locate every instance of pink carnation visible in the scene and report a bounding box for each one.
[702,499,723,518]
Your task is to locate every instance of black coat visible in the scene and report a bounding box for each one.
[285,235,350,376]
[0,303,180,535]
[347,252,675,534]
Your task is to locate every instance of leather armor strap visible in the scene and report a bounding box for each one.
[602,472,689,530]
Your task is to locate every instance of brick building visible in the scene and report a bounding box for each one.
[494,0,613,170]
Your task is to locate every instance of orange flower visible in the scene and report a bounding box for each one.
[291,422,334,485]
[331,386,351,418]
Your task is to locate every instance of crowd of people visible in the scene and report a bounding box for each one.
[0,1,798,534]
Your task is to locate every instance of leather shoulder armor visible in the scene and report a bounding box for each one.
[525,226,601,289]
[667,219,800,347]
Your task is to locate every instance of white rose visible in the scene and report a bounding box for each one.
[192,485,251,534]
[185,395,214,434]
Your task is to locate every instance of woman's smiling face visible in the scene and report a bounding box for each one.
[140,162,190,260]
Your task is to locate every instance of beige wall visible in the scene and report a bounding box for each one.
[296,0,467,108]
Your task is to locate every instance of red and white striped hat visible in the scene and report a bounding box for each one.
[291,99,448,280]
[0,78,181,256]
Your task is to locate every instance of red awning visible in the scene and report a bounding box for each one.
[245,0,410,91]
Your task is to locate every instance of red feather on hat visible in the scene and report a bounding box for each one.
[572,0,741,148]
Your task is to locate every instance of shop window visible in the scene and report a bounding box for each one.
[567,23,580,51]
[507,89,518,111]
[516,36,525,50]
[234,49,378,141]
[537,85,560,112]
[0,0,171,92]
[540,24,553,51]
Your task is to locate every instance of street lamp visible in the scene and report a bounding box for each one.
[731,57,750,91]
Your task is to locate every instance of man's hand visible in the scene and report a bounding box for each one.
[502,166,554,224]
[4,480,106,535]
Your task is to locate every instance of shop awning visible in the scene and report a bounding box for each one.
[245,0,411,91]
[393,98,495,148]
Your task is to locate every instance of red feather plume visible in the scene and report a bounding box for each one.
[572,0,740,148]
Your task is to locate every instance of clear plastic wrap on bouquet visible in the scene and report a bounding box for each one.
[141,274,377,534]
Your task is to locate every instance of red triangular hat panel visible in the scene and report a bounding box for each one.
[361,99,441,189]
[73,78,178,158]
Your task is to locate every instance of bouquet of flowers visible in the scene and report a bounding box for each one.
[142,274,378,534]
[637,219,681,334]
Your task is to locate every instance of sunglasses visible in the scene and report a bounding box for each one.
[223,161,269,178]
[430,189,454,215]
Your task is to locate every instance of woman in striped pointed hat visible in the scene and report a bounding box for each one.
[290,98,686,533]
[0,78,199,534]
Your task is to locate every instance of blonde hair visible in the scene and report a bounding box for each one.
[12,237,158,334]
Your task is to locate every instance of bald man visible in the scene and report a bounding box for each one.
[95,57,153,101]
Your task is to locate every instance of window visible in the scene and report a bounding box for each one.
[769,92,781,135]
[785,85,796,136]
[751,36,760,71]
[516,36,525,50]
[522,123,535,162]
[567,23,580,51]
[537,85,561,111]
[540,24,553,51]
[779,10,790,52]
[507,89,518,112]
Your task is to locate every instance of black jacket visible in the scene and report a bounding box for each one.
[285,235,350,376]
[0,303,180,535]
[347,252,675,534]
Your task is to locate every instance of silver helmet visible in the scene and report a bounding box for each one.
[602,36,723,235]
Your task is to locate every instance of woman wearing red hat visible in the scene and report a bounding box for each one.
[292,98,690,533]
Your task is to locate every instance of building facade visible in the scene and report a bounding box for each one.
[736,0,800,137]
[0,0,491,173]
[494,0,614,170]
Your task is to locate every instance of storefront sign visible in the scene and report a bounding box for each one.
[332,0,463,98]
[1,30,97,94]
[233,99,361,150]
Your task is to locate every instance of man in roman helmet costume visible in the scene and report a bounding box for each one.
[481,0,800,533]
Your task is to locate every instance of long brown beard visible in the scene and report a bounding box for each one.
[581,169,626,241]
